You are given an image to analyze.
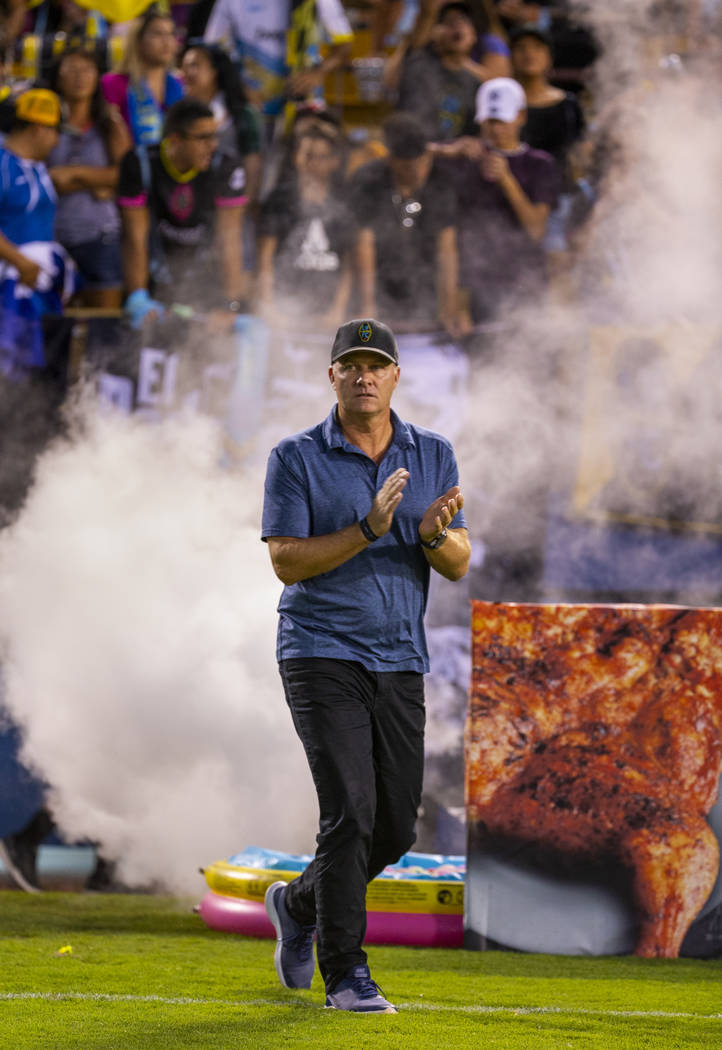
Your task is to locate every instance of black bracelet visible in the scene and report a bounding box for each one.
[359,516,379,543]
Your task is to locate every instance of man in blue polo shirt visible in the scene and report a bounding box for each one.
[261,317,470,1013]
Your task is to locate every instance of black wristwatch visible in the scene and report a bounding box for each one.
[420,528,448,550]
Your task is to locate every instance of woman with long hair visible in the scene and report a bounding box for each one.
[180,41,261,203]
[101,7,182,145]
[47,45,131,307]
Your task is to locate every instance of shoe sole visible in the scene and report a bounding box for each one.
[324,1004,398,1014]
[264,881,313,990]
[0,840,41,894]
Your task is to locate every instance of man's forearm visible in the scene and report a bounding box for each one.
[216,207,245,300]
[436,226,458,321]
[422,527,471,581]
[121,208,150,293]
[499,173,548,242]
[267,524,371,585]
[0,231,30,270]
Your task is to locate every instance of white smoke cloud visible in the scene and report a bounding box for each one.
[0,403,316,893]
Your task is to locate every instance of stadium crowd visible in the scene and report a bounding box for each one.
[0,0,602,359]
[0,0,716,361]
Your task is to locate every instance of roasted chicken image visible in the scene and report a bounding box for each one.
[465,602,722,957]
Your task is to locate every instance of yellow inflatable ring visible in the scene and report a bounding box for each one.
[204,860,464,916]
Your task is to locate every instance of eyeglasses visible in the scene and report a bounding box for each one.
[184,132,219,142]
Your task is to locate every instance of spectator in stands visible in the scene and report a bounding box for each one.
[0,89,75,545]
[510,24,583,180]
[47,46,131,309]
[348,112,463,336]
[101,7,183,146]
[395,2,482,143]
[494,1,597,83]
[180,41,262,204]
[510,23,584,260]
[118,97,247,327]
[0,88,77,377]
[257,120,353,329]
[385,0,510,99]
[25,1,111,81]
[452,77,560,322]
[203,0,353,128]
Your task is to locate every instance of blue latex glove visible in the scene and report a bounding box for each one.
[124,288,165,329]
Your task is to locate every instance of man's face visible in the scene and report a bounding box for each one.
[294,134,340,181]
[511,35,552,78]
[481,113,525,151]
[329,351,400,419]
[388,151,430,192]
[32,122,60,160]
[437,9,476,55]
[172,117,219,171]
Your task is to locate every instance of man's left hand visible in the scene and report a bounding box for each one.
[480,150,511,183]
[419,486,464,543]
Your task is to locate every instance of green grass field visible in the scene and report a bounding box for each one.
[1,891,720,1049]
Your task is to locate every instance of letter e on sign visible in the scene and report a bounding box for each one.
[137,348,179,407]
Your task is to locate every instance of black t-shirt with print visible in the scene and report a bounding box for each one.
[258,176,356,315]
[348,157,456,324]
[117,145,246,303]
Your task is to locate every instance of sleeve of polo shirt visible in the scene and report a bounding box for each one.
[116,149,146,208]
[214,154,248,208]
[261,445,312,540]
[440,441,468,531]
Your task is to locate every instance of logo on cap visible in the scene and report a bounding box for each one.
[358,322,372,342]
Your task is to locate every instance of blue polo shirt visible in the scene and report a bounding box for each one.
[262,407,467,673]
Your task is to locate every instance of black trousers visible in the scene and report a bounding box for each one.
[279,657,425,992]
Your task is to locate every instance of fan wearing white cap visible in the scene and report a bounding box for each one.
[453,75,561,323]
[475,76,549,240]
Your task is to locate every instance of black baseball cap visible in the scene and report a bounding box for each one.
[509,23,553,50]
[331,318,398,365]
[436,1,473,22]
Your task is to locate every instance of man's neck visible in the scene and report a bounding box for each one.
[337,408,394,464]
[4,132,37,160]
[440,51,467,71]
[161,138,195,177]
[298,173,330,203]
[517,73,552,103]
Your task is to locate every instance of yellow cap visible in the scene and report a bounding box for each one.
[15,88,62,128]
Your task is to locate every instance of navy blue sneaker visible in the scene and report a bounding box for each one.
[264,881,316,989]
[325,964,397,1013]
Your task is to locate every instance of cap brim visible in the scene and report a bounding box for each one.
[332,346,397,363]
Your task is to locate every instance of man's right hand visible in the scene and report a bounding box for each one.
[366,468,409,537]
[16,255,41,289]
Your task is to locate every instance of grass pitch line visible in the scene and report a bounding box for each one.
[2,992,721,1022]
